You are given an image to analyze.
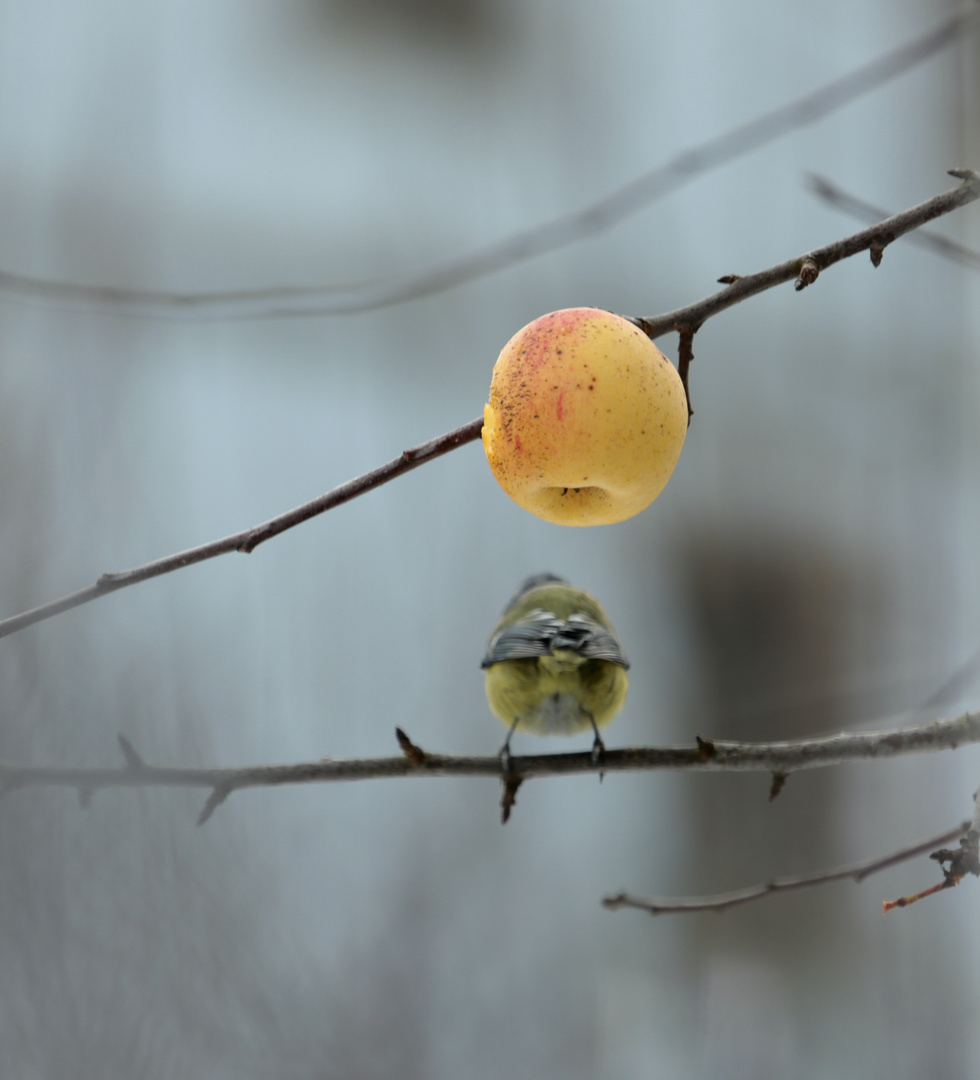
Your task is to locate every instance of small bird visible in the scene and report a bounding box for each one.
[481,573,630,763]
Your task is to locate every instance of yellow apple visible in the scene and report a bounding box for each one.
[482,307,687,526]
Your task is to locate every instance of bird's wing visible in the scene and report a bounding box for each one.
[481,611,629,669]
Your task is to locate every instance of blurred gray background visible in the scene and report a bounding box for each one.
[0,0,979,1076]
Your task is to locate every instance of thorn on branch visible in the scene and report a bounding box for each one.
[676,326,696,424]
[695,735,716,760]
[769,771,789,801]
[794,256,820,291]
[717,274,741,285]
[197,786,232,826]
[869,244,884,268]
[501,774,523,824]
[395,727,426,766]
[947,168,975,181]
[117,734,146,770]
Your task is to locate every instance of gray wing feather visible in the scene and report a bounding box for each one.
[481,611,629,669]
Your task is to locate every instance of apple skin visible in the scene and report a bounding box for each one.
[482,308,687,526]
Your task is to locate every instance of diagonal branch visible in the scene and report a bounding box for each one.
[1,173,976,641]
[602,820,973,916]
[807,173,980,271]
[0,6,976,320]
[0,417,484,639]
[1,711,977,824]
[630,170,980,338]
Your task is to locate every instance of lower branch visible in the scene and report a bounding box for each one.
[602,820,972,916]
[0,711,976,824]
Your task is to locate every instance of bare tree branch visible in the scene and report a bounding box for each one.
[1,711,977,824]
[630,170,980,338]
[602,820,973,916]
[0,417,484,640]
[807,174,980,271]
[0,7,976,321]
[1,173,976,641]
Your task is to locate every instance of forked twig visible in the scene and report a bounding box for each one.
[603,820,972,916]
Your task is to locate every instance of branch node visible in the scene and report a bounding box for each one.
[769,771,789,801]
[117,734,146,770]
[197,785,232,826]
[500,775,523,824]
[794,255,820,291]
[695,735,716,760]
[626,316,655,338]
[395,727,426,767]
[930,835,980,880]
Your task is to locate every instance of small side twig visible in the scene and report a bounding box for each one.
[676,327,696,422]
[117,734,146,770]
[769,771,789,801]
[603,820,972,916]
[500,775,523,824]
[395,727,427,767]
[197,785,232,826]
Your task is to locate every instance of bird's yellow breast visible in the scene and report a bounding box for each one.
[484,657,629,737]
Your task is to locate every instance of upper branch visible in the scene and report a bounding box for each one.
[631,170,980,339]
[1,174,976,641]
[807,173,980,271]
[0,7,975,320]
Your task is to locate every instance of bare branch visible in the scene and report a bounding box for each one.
[807,174,980,271]
[0,416,483,640]
[1,175,977,641]
[602,820,972,916]
[630,171,980,339]
[0,7,976,320]
[0,713,976,820]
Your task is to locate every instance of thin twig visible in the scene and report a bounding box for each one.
[0,8,976,320]
[0,417,483,640]
[882,787,980,911]
[807,174,980,271]
[630,170,980,338]
[1,712,977,823]
[602,820,972,916]
[1,174,976,641]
